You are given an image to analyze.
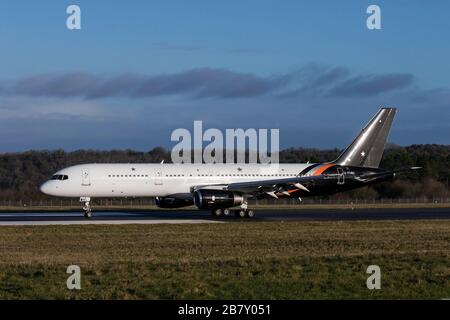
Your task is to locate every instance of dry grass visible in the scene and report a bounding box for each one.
[0,220,449,299]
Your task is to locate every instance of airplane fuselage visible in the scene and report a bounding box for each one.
[40,163,314,198]
[40,162,390,200]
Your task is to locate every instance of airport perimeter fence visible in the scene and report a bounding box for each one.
[1,197,450,208]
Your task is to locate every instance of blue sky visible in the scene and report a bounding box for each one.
[0,0,449,151]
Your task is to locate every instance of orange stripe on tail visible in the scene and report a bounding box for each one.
[313,163,335,176]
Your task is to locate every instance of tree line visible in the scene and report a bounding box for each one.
[0,144,448,200]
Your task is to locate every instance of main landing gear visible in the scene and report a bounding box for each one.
[80,197,92,218]
[211,208,255,218]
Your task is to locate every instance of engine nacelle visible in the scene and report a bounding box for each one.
[155,196,193,208]
[193,189,244,209]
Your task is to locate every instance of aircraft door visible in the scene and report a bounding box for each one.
[82,168,91,186]
[154,167,163,185]
[337,167,345,185]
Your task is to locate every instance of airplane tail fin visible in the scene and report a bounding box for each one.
[334,107,396,168]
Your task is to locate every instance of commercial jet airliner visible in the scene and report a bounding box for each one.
[40,108,419,218]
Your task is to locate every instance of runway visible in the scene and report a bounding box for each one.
[0,207,450,225]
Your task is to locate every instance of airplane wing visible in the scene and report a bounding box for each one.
[194,167,421,199]
[222,175,325,198]
[194,167,421,198]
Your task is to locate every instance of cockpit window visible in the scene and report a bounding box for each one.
[51,175,69,180]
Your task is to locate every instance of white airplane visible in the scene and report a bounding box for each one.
[40,108,419,218]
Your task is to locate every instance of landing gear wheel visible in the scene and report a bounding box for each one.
[80,197,92,219]
[246,209,255,218]
[84,210,92,219]
[235,209,246,218]
[212,208,223,217]
[222,208,231,217]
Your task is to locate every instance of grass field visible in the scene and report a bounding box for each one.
[0,220,449,299]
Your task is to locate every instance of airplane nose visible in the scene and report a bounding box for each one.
[40,181,51,195]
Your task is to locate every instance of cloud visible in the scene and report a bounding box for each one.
[0,66,447,151]
[3,66,416,100]
[151,42,203,52]
[225,47,268,54]
[150,42,268,55]
[280,65,350,97]
[0,96,108,121]
[329,73,414,97]
[10,69,282,99]
[14,73,98,98]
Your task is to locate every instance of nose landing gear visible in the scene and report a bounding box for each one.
[80,197,92,218]
[84,209,92,219]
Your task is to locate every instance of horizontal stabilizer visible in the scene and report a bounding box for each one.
[359,166,421,180]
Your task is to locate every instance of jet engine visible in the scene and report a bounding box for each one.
[193,189,244,209]
[155,196,193,208]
